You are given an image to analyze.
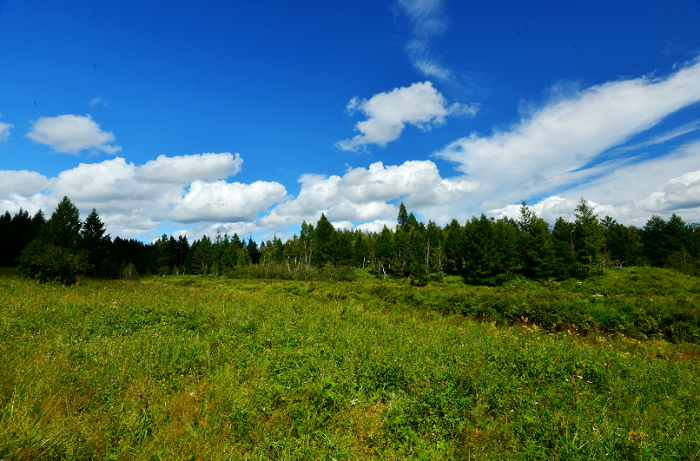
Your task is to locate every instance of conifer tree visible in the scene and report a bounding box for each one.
[80,208,111,268]
[42,196,82,250]
[312,213,334,267]
[573,198,603,275]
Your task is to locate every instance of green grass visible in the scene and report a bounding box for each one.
[1,268,699,459]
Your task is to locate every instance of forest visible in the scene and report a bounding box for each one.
[1,196,699,285]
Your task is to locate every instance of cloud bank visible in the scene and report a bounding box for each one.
[434,58,700,218]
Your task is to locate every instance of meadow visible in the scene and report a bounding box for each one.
[1,268,699,460]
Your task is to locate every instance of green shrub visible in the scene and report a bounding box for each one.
[16,239,90,284]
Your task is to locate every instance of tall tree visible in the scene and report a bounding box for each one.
[573,198,603,275]
[193,235,214,275]
[518,202,555,279]
[353,230,370,268]
[80,208,111,268]
[42,196,82,250]
[642,215,667,266]
[312,213,334,267]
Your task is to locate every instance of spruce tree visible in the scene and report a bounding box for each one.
[573,198,603,275]
[42,196,82,250]
[80,208,111,268]
[312,213,334,267]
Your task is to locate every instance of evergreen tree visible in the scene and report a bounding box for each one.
[642,215,667,266]
[332,230,354,266]
[573,198,603,275]
[397,202,409,232]
[552,217,576,279]
[353,230,370,268]
[42,196,82,250]
[246,237,260,264]
[518,202,554,279]
[80,208,111,269]
[442,219,464,276]
[193,235,214,275]
[312,214,334,267]
[374,226,394,278]
[407,224,428,285]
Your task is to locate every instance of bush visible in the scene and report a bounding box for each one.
[17,239,91,284]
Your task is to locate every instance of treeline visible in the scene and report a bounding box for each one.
[2,196,700,284]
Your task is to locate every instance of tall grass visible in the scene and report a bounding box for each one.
[1,269,698,459]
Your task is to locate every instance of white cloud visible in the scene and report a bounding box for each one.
[435,58,700,207]
[170,180,288,223]
[0,153,287,239]
[355,219,397,234]
[137,152,243,183]
[261,159,478,232]
[0,170,49,196]
[397,0,452,80]
[89,97,107,107]
[0,113,13,142]
[483,138,700,227]
[336,82,476,151]
[27,114,122,155]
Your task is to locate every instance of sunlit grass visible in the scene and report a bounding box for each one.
[1,269,699,459]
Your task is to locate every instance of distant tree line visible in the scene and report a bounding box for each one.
[2,196,700,284]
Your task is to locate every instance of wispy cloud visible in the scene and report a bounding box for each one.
[0,113,13,143]
[27,114,121,155]
[336,81,476,152]
[89,97,107,107]
[610,119,700,156]
[435,58,700,207]
[396,0,452,80]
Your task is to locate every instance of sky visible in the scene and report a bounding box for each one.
[1,0,700,243]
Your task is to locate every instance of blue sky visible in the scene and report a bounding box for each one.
[2,0,700,242]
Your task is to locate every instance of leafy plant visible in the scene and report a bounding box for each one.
[16,239,91,284]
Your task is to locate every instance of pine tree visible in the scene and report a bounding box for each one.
[193,235,214,275]
[312,213,334,267]
[573,198,603,275]
[42,196,82,250]
[518,202,554,279]
[353,230,370,268]
[80,208,111,269]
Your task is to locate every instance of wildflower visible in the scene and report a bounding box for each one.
[138,393,144,398]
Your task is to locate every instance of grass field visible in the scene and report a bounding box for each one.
[1,268,699,460]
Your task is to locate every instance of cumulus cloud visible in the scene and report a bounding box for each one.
[0,170,50,197]
[396,0,452,80]
[336,82,476,151]
[483,138,700,227]
[261,159,477,232]
[0,152,286,239]
[170,180,288,223]
[435,58,700,208]
[137,152,243,183]
[27,114,121,155]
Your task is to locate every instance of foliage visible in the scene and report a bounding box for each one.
[40,196,82,250]
[16,239,91,284]
[0,271,698,459]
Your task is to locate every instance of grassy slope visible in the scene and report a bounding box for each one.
[1,268,699,460]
